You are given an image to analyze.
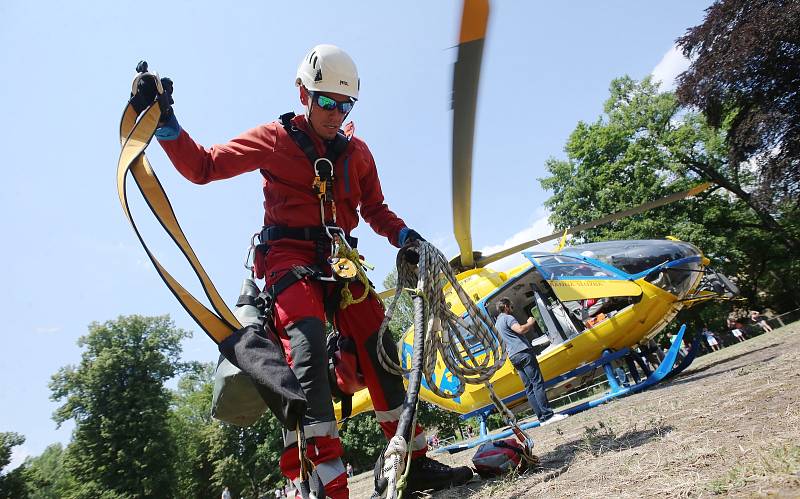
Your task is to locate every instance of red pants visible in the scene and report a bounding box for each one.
[266,246,427,499]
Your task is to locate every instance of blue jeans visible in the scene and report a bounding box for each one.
[510,349,554,421]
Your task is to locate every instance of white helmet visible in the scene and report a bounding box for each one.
[296,44,359,100]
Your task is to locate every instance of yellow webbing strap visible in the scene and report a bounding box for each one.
[117,98,241,344]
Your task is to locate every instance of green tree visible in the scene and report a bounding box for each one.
[540,76,798,312]
[676,0,800,231]
[0,431,28,498]
[416,402,464,443]
[206,415,284,499]
[169,363,286,499]
[170,363,217,499]
[22,443,76,499]
[50,315,191,499]
[339,412,386,473]
[382,269,414,340]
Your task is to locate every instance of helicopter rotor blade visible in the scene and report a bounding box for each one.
[452,0,489,269]
[476,182,713,267]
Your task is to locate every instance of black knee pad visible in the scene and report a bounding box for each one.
[285,317,335,423]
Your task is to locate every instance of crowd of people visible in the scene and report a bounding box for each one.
[696,309,774,354]
[611,309,777,387]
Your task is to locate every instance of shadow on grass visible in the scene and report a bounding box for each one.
[656,342,782,389]
[538,421,674,468]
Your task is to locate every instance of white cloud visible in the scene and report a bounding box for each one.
[429,233,458,259]
[7,445,31,472]
[479,212,557,271]
[651,44,690,91]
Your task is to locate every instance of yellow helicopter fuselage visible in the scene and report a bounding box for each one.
[413,264,687,416]
[338,240,715,420]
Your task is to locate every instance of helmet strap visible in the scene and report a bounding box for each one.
[303,86,320,137]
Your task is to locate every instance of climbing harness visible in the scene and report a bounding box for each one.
[249,113,375,311]
[118,63,319,499]
[371,240,538,498]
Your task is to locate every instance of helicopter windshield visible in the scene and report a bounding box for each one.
[523,252,643,301]
[561,240,702,276]
[524,254,622,280]
[559,239,704,298]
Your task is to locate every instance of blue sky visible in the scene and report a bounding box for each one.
[0,1,708,467]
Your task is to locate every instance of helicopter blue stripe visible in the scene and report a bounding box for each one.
[458,348,632,420]
[523,251,702,281]
[401,342,463,402]
[625,255,703,280]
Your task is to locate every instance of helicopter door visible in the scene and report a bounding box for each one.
[523,252,643,302]
[533,287,580,343]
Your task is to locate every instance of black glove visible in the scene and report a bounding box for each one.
[399,228,425,264]
[129,60,174,123]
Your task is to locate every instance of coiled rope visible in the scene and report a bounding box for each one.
[372,241,538,498]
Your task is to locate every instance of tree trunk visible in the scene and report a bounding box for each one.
[685,158,800,252]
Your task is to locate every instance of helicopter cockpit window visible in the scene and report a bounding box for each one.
[563,240,701,276]
[561,240,704,298]
[644,260,702,297]
[529,254,619,280]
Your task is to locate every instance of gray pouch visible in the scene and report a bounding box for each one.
[211,354,268,427]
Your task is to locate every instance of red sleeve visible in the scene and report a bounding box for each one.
[157,124,278,184]
[356,142,407,247]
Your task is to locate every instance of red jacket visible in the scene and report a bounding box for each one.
[158,114,406,248]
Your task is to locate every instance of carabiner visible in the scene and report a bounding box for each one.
[313,157,334,180]
[243,232,259,275]
[324,225,351,250]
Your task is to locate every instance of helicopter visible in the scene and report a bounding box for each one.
[335,0,739,424]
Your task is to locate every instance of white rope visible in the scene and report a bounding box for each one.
[377,241,507,399]
[380,435,408,499]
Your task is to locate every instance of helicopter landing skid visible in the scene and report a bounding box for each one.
[435,324,692,455]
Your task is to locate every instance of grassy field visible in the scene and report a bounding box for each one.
[349,321,800,498]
